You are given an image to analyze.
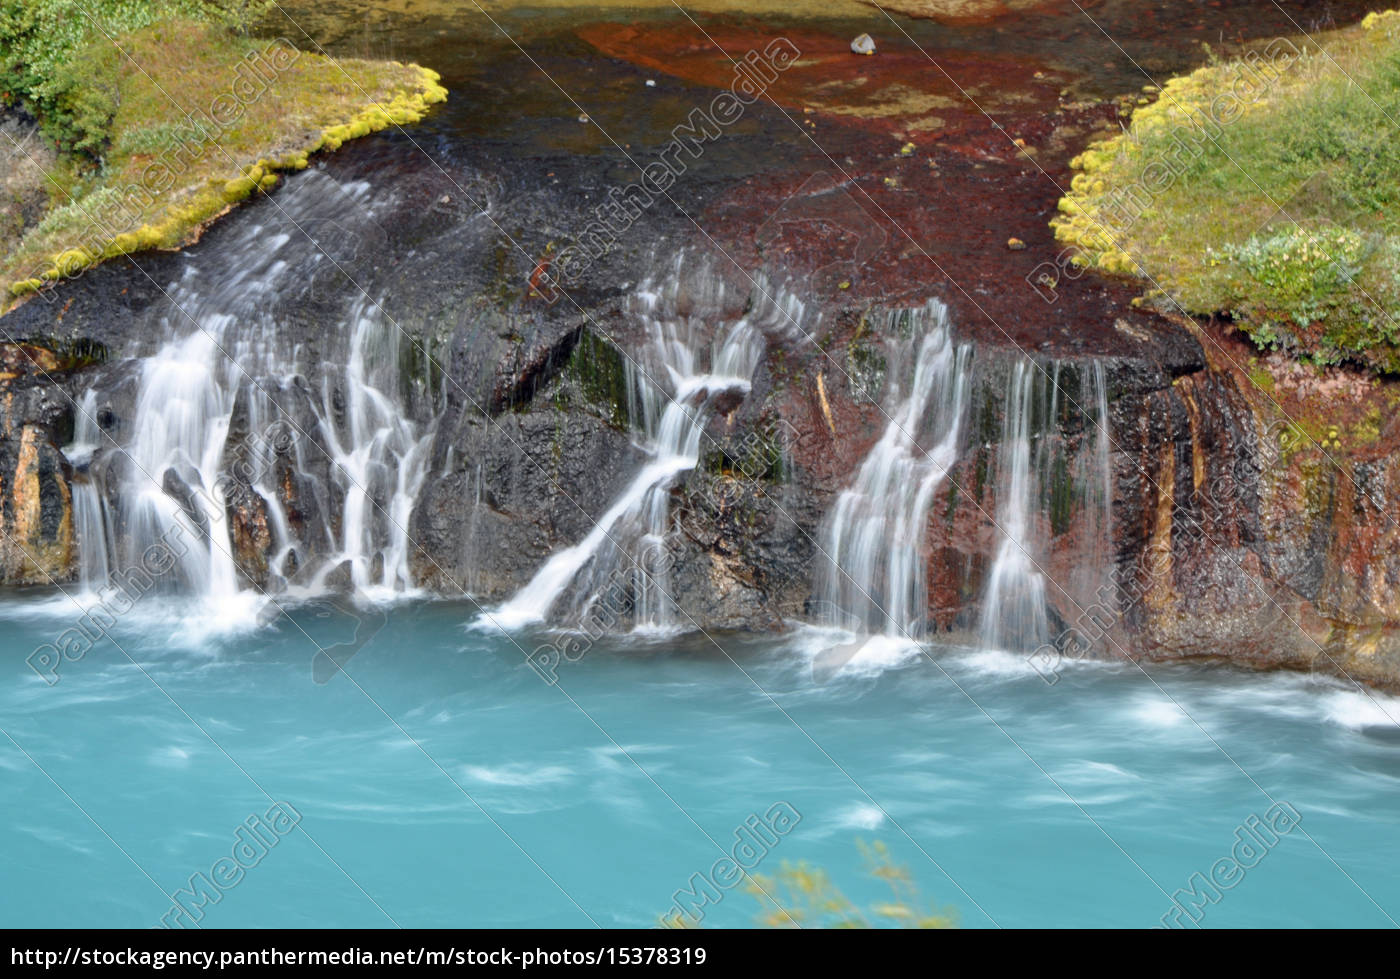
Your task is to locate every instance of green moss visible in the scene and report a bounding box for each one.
[1353,405,1384,445]
[1247,359,1276,392]
[2,16,446,311]
[566,329,631,429]
[845,338,886,402]
[701,425,786,485]
[398,332,444,402]
[1046,452,1077,537]
[973,446,989,502]
[1052,10,1400,374]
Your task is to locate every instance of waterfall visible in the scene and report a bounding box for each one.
[814,300,971,637]
[67,171,432,630]
[492,255,777,631]
[975,358,1114,655]
[1066,360,1115,650]
[121,317,250,616]
[65,390,111,597]
[978,360,1051,653]
[1079,362,1113,583]
[306,298,434,602]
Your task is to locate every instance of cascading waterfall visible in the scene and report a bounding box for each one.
[1064,359,1115,649]
[1078,362,1113,576]
[782,297,1113,677]
[978,360,1052,654]
[65,390,112,597]
[104,288,262,628]
[492,255,781,631]
[976,358,1115,655]
[70,171,433,629]
[306,298,434,602]
[814,300,971,638]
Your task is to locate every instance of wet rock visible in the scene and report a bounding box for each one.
[5,70,1400,688]
[0,346,78,584]
[321,559,354,591]
[160,468,211,546]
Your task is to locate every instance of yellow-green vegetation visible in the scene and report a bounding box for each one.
[1353,404,1384,446]
[1246,358,1276,393]
[747,841,957,928]
[660,841,958,929]
[1,1,446,310]
[1053,10,1400,373]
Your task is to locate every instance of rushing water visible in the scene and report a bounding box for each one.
[66,390,113,597]
[20,171,1389,928]
[3,599,1400,928]
[493,255,771,632]
[979,360,1053,655]
[304,297,434,603]
[69,174,434,635]
[816,301,970,640]
[8,0,1400,932]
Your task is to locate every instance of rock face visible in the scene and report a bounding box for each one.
[5,8,1400,687]
[1105,329,1400,688]
[8,204,1400,686]
[0,343,79,584]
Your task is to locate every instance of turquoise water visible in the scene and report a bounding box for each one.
[2,596,1398,929]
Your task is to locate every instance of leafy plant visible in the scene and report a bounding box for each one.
[1218,225,1367,326]
[745,840,958,929]
[3,1,184,155]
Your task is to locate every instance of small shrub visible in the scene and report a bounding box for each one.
[1217,225,1367,327]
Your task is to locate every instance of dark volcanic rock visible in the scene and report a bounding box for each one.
[6,9,1400,691]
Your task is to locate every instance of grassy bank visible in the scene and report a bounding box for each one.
[1053,10,1400,373]
[0,1,446,311]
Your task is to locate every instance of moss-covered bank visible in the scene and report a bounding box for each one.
[1,6,446,312]
[1053,10,1400,374]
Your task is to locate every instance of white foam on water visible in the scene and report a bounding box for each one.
[949,647,1045,679]
[1055,759,1143,784]
[836,803,887,830]
[1132,697,1191,729]
[463,764,574,788]
[785,623,925,681]
[1321,688,1400,731]
[149,746,192,769]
